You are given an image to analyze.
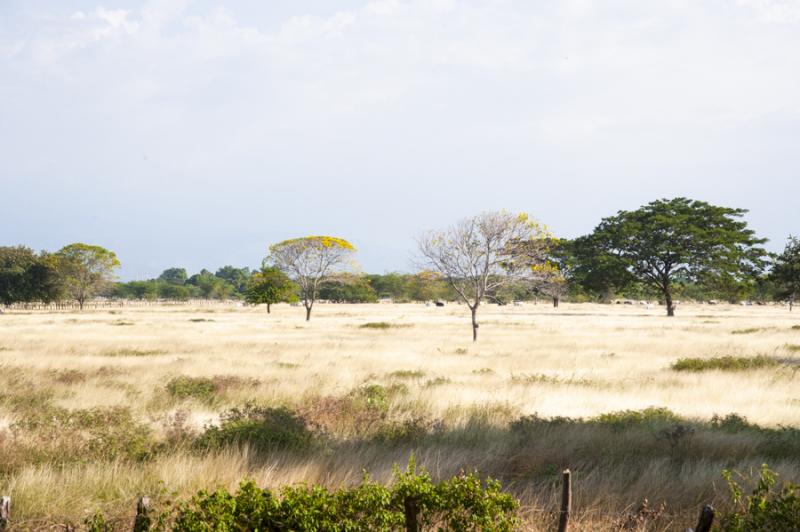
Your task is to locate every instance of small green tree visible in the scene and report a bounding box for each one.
[771,236,800,311]
[245,267,298,313]
[55,243,120,310]
[586,198,767,316]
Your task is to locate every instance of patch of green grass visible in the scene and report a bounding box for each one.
[472,368,495,375]
[189,318,215,323]
[672,355,780,372]
[387,370,425,379]
[359,322,412,329]
[275,362,300,369]
[785,344,800,353]
[453,348,468,355]
[101,348,167,357]
[732,327,762,335]
[109,320,135,326]
[792,325,800,331]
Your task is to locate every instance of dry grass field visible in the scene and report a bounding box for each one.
[1,301,799,529]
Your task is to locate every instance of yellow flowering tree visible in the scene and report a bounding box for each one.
[266,236,356,321]
[418,211,549,341]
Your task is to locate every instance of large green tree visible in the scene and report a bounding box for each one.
[245,267,298,313]
[562,236,635,302]
[770,236,800,311]
[587,198,767,316]
[56,243,121,310]
[0,247,60,306]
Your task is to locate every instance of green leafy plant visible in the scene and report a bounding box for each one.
[719,465,800,531]
[167,456,519,531]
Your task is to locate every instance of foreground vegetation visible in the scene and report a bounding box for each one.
[1,302,799,529]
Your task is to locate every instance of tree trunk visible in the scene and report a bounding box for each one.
[664,289,675,317]
[470,305,479,342]
[553,296,559,308]
[305,304,312,321]
[267,303,271,314]
[78,298,84,311]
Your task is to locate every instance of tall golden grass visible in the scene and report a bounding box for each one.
[1,301,798,529]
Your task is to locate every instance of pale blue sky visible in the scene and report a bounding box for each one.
[2,0,799,279]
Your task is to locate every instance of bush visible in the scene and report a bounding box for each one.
[169,457,519,531]
[671,356,779,372]
[196,403,314,452]
[593,407,681,431]
[166,376,217,403]
[719,465,800,531]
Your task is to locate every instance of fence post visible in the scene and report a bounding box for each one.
[690,505,714,532]
[134,496,151,532]
[557,469,571,532]
[404,496,419,532]
[0,496,10,531]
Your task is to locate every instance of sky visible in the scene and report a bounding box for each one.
[1,0,799,279]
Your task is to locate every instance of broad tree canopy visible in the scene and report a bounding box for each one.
[56,243,120,310]
[267,236,356,320]
[588,197,766,316]
[418,211,549,341]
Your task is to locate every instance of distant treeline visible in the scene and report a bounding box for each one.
[1,198,799,314]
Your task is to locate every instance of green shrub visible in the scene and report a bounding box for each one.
[593,407,681,431]
[359,321,412,329]
[170,458,519,531]
[719,465,800,531]
[166,376,217,403]
[784,344,800,353]
[671,356,779,372]
[197,403,314,452]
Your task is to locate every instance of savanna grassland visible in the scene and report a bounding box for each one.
[1,302,800,530]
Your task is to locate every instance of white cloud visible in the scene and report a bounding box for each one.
[1,1,799,276]
[739,0,800,23]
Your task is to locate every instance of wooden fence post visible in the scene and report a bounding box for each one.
[689,505,714,532]
[557,469,571,532]
[404,496,419,532]
[134,496,151,532]
[0,496,10,531]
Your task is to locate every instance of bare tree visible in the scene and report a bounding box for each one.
[267,236,356,321]
[417,211,549,341]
